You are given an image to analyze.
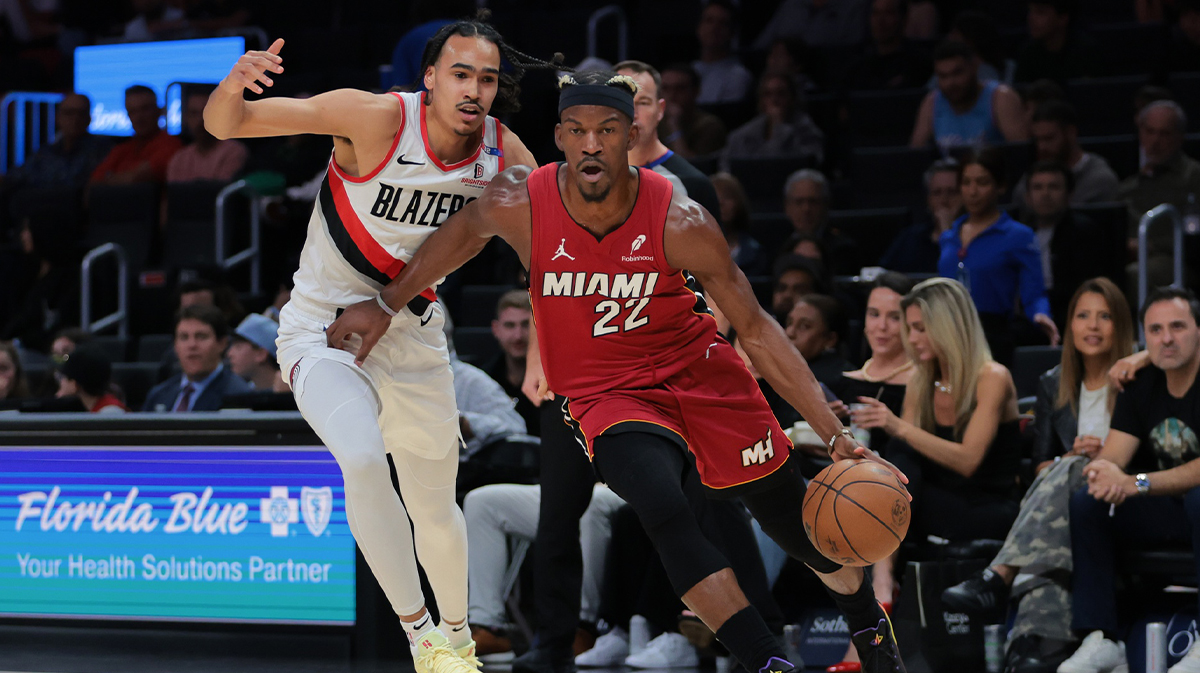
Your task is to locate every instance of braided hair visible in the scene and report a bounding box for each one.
[419,9,565,115]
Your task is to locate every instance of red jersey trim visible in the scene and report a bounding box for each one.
[324,170,438,302]
[328,91,407,184]
[497,123,506,171]
[420,92,485,172]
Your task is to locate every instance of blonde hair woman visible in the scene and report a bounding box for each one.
[851,278,1023,586]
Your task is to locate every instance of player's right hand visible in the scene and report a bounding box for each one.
[521,365,554,407]
[832,436,912,500]
[220,38,285,96]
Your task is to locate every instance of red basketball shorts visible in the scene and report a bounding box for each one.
[564,338,793,493]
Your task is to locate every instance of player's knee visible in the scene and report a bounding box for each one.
[333,442,390,485]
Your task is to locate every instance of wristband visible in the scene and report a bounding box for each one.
[827,428,854,451]
[376,293,398,317]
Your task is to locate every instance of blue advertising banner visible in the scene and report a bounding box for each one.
[0,446,354,624]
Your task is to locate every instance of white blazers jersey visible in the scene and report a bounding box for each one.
[291,91,505,313]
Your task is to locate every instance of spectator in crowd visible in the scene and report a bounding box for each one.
[658,63,728,159]
[1165,0,1200,73]
[55,346,127,413]
[770,254,826,322]
[784,230,827,266]
[1014,0,1104,84]
[464,483,625,659]
[1021,162,1119,325]
[89,85,181,187]
[764,38,817,93]
[941,279,1135,669]
[183,0,252,33]
[166,87,248,183]
[722,72,824,168]
[142,304,251,412]
[785,293,852,386]
[753,0,870,50]
[49,327,91,362]
[227,313,282,391]
[1134,85,1175,117]
[905,0,939,39]
[711,173,768,276]
[1020,78,1067,127]
[615,61,722,220]
[485,290,538,436]
[386,0,475,90]
[1012,101,1120,209]
[0,341,30,401]
[945,10,1007,83]
[783,169,861,275]
[439,312,526,458]
[844,0,933,91]
[0,215,78,353]
[825,272,917,670]
[852,278,1023,601]
[1,93,108,192]
[937,149,1058,366]
[123,0,187,41]
[157,278,247,381]
[692,0,753,105]
[880,159,963,274]
[1118,100,1200,289]
[1058,287,1200,673]
[912,41,1028,152]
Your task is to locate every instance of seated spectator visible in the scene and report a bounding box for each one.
[227,313,283,391]
[1058,287,1200,673]
[944,10,1007,83]
[1165,0,1200,73]
[0,341,30,401]
[764,38,817,93]
[753,0,870,50]
[158,278,247,381]
[123,0,186,41]
[911,41,1028,152]
[1014,0,1104,84]
[1,93,108,192]
[1012,101,1120,210]
[443,311,525,458]
[1021,162,1119,324]
[1019,78,1067,127]
[56,346,127,413]
[852,278,1023,600]
[722,73,824,169]
[770,254,826,321]
[880,159,963,274]
[89,85,181,187]
[0,215,79,353]
[905,0,939,39]
[844,0,933,91]
[824,271,918,673]
[710,172,768,275]
[1118,100,1200,290]
[485,290,538,436]
[167,87,248,183]
[386,0,474,90]
[183,0,251,33]
[937,149,1058,366]
[142,305,251,412]
[464,483,625,659]
[692,0,753,105]
[941,279,1135,668]
[785,293,852,386]
[783,169,860,275]
[783,230,827,266]
[615,60,721,219]
[658,63,728,159]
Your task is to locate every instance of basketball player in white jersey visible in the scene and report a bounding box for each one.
[204,15,551,673]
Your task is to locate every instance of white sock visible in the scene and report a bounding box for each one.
[443,619,471,649]
[403,612,437,652]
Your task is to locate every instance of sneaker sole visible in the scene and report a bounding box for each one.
[479,652,515,664]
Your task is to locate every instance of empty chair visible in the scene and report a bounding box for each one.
[453,326,500,366]
[1078,135,1139,181]
[89,335,130,363]
[86,183,159,272]
[1012,345,1063,400]
[136,334,175,363]
[458,285,517,328]
[1088,23,1169,76]
[827,207,912,268]
[1169,73,1200,115]
[849,146,939,210]
[162,181,228,271]
[1073,201,1133,286]
[110,362,162,410]
[729,155,817,214]
[1067,76,1148,136]
[746,213,794,255]
[846,88,927,147]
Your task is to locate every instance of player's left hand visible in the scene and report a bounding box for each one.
[831,434,912,499]
[326,298,391,367]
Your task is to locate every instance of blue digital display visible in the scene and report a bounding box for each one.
[0,446,355,624]
[74,37,245,136]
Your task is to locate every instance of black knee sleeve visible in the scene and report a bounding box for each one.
[741,463,843,575]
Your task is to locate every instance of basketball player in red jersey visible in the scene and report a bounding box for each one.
[205,15,560,673]
[329,71,909,673]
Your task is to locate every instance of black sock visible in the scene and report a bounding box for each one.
[826,576,886,635]
[714,606,789,673]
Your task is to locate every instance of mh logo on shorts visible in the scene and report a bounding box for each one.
[740,428,775,467]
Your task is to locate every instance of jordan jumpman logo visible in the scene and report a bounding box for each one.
[552,238,575,261]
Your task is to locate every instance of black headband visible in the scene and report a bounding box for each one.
[558,84,634,120]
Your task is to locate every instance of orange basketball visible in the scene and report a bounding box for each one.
[802,459,910,567]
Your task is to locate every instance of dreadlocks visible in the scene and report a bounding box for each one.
[419,9,566,115]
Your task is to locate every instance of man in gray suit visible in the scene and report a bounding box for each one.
[142,304,251,412]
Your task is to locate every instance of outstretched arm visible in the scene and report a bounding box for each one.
[326,166,535,364]
[663,194,907,484]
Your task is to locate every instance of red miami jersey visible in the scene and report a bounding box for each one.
[528,164,718,400]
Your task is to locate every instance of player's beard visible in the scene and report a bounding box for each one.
[578,178,612,203]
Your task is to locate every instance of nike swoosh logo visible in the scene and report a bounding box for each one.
[396,154,424,165]
[420,313,433,326]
